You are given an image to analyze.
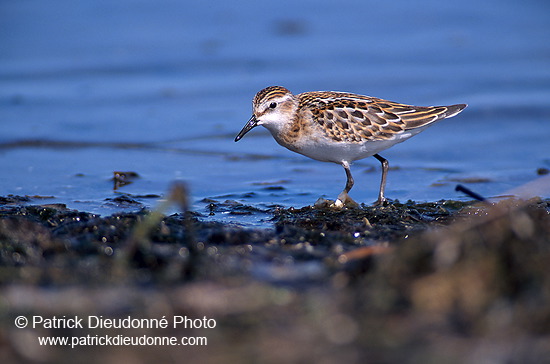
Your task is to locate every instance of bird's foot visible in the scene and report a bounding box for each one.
[313,192,359,209]
[373,196,388,207]
[335,192,359,209]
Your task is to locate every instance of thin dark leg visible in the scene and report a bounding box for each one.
[373,154,388,205]
[343,162,354,193]
[335,161,358,207]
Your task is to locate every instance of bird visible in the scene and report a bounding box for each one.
[235,86,467,206]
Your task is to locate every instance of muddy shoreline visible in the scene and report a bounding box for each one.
[1,195,550,363]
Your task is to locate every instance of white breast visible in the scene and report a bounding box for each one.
[281,130,417,164]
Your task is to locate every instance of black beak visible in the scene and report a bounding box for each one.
[234,115,258,142]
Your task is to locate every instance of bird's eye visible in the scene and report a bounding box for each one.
[269,102,277,109]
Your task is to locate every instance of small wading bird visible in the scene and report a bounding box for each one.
[235,86,467,206]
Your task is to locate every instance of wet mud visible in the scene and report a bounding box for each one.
[1,194,550,363]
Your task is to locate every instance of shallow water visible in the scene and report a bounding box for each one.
[2,0,549,226]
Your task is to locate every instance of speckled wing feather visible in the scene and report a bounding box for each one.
[299,91,465,143]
